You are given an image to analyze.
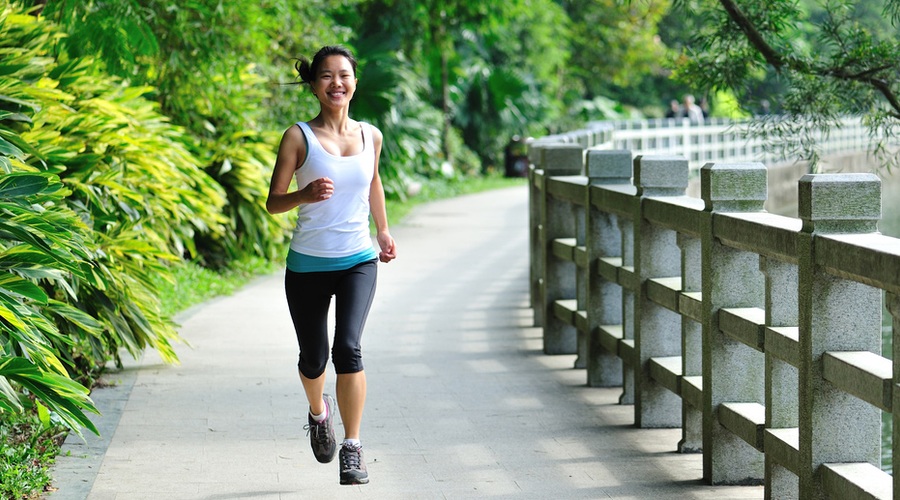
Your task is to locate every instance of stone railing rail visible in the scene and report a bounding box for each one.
[595,116,871,172]
[528,125,899,499]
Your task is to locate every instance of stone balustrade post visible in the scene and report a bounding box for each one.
[527,139,543,326]
[701,162,767,484]
[585,149,632,388]
[796,173,882,499]
[887,293,900,495]
[761,255,799,499]
[574,189,588,369]
[634,155,688,428]
[618,213,636,405]
[678,232,703,453]
[529,139,566,327]
[540,144,585,354]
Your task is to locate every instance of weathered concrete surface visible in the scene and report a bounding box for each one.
[49,186,763,499]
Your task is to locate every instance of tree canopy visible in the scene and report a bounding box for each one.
[670,0,900,168]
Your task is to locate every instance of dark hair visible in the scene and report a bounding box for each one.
[294,46,358,85]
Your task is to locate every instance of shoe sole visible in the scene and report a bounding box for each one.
[340,476,369,485]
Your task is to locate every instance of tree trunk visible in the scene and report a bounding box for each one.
[436,13,453,164]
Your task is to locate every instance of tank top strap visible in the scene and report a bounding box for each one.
[360,122,372,151]
[295,121,323,153]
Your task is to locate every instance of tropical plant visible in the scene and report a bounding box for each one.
[0,0,236,436]
[1,11,227,365]
[177,62,291,266]
[348,41,445,198]
[203,127,288,265]
[0,169,100,434]
[453,59,549,169]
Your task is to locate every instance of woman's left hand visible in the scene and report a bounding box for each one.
[376,231,396,263]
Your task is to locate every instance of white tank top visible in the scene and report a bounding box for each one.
[289,121,375,258]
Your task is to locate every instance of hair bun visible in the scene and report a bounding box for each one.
[294,57,314,84]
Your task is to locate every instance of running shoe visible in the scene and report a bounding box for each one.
[303,394,337,463]
[339,442,369,485]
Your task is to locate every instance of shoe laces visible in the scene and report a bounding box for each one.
[304,419,328,443]
[341,445,362,470]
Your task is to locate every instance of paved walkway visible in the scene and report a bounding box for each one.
[48,186,763,499]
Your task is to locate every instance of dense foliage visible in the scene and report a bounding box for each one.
[0,2,229,434]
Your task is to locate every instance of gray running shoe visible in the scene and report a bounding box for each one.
[303,394,336,463]
[339,443,369,485]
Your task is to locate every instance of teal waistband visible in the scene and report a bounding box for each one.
[286,248,377,273]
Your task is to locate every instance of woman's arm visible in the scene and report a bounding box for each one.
[266,125,333,214]
[369,125,396,262]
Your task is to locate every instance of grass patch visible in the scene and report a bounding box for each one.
[0,411,66,499]
[153,256,282,317]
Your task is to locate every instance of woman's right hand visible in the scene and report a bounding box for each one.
[301,177,334,203]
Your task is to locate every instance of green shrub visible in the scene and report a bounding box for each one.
[0,410,65,500]
[0,171,100,434]
[0,0,230,434]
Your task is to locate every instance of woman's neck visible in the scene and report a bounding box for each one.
[311,108,353,134]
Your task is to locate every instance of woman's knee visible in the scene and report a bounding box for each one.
[298,355,328,379]
[332,344,363,374]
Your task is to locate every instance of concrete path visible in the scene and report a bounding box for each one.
[48,186,763,499]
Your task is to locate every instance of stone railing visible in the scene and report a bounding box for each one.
[528,127,899,499]
[597,116,871,173]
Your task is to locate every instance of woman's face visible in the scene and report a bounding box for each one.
[313,55,357,108]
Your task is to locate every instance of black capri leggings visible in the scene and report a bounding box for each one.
[284,259,377,379]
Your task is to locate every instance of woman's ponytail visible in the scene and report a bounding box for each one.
[294,57,314,85]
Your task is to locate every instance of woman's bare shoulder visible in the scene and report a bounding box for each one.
[282,123,304,139]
